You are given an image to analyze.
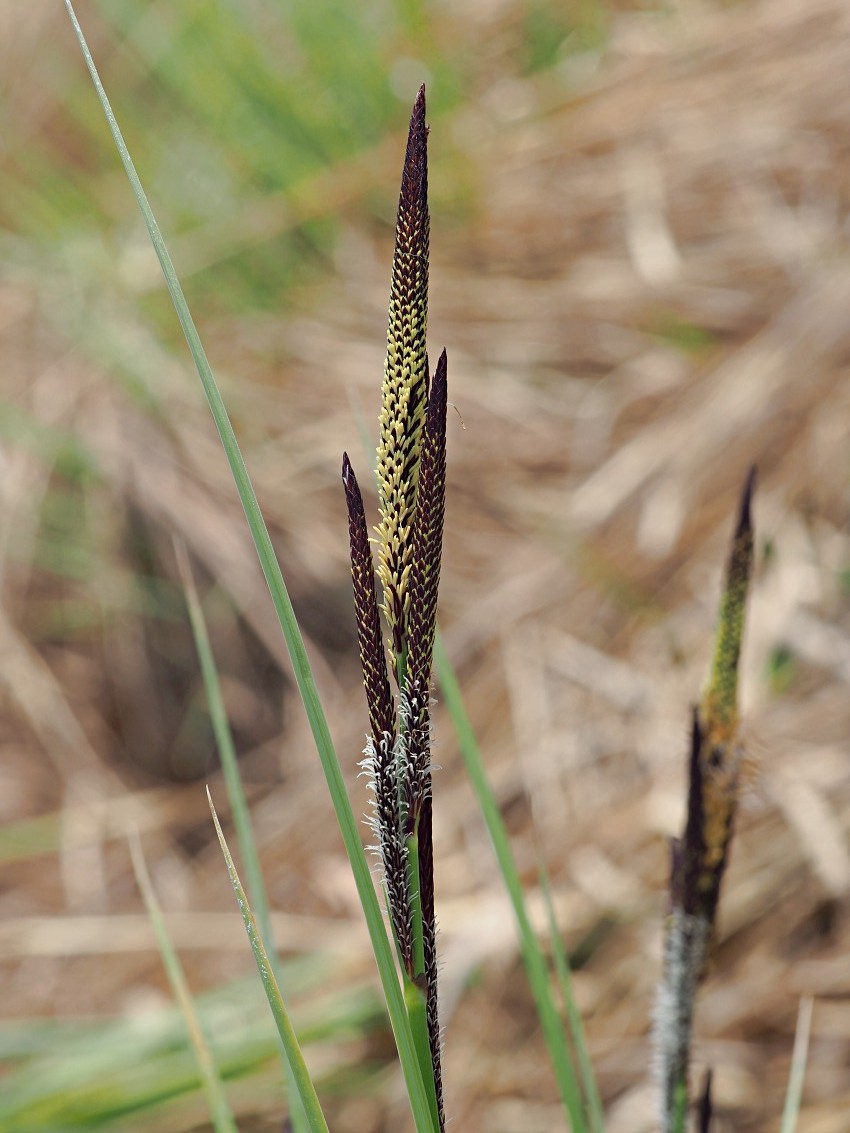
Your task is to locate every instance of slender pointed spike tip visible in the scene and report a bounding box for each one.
[735,464,757,540]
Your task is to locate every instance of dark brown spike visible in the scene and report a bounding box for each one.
[677,708,707,918]
[342,454,395,745]
[675,706,737,933]
[401,86,428,222]
[402,349,448,836]
[407,348,448,695]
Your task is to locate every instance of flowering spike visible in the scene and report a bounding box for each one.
[375,85,430,664]
[344,88,446,1133]
[655,467,757,1133]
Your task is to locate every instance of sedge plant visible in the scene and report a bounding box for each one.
[342,87,445,1133]
[62,5,814,1130]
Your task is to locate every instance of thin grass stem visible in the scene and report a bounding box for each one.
[780,996,814,1133]
[174,536,309,1133]
[539,867,604,1133]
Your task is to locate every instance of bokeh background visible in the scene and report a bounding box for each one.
[2,0,850,1130]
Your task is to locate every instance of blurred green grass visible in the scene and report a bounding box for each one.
[0,966,385,1132]
[3,0,607,318]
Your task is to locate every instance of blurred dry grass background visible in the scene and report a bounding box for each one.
[2,0,850,1130]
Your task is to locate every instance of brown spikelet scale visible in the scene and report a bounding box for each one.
[375,85,430,663]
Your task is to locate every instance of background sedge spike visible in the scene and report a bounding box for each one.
[375,84,430,665]
[703,463,756,731]
[696,465,756,899]
[655,467,757,1133]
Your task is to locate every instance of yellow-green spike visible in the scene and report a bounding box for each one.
[375,86,430,664]
[702,466,756,734]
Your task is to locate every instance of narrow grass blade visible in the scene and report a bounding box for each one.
[174,538,269,941]
[128,831,239,1133]
[174,537,309,1133]
[433,633,585,1133]
[539,867,604,1133]
[207,788,329,1133]
[780,996,814,1133]
[64,7,436,1130]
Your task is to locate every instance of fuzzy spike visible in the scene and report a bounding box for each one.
[362,733,414,974]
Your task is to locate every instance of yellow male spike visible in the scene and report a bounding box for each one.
[375,86,430,666]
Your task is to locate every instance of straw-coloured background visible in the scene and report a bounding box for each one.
[2,1,850,1130]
